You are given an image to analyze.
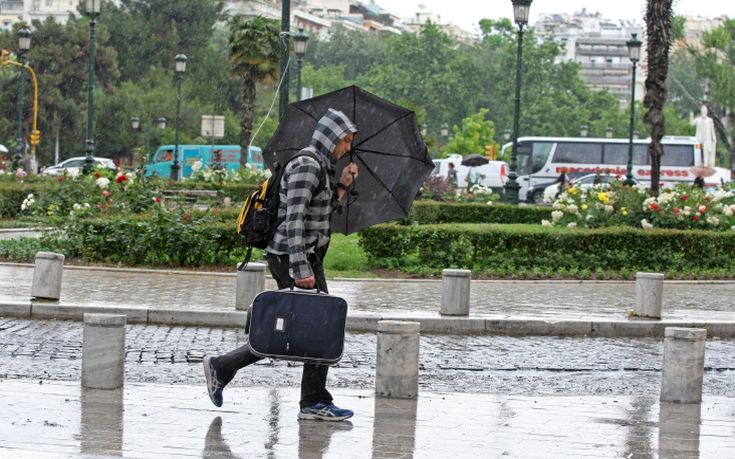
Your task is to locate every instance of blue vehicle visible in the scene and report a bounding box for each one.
[144,145,264,179]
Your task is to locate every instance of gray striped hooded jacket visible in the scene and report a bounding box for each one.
[266,108,357,280]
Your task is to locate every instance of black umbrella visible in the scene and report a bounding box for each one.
[461,154,489,167]
[263,85,433,235]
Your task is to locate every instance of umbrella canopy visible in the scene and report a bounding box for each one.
[264,85,433,235]
[461,154,489,167]
[0,144,8,154]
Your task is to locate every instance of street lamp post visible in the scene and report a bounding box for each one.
[294,28,308,101]
[83,0,101,174]
[606,127,614,138]
[14,27,31,171]
[580,125,588,137]
[278,0,290,119]
[131,116,166,175]
[504,0,532,204]
[170,54,187,181]
[625,33,642,186]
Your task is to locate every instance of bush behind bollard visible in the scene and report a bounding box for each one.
[660,327,706,403]
[82,313,126,390]
[31,251,65,301]
[634,272,664,318]
[440,269,470,316]
[236,262,266,311]
[375,320,420,399]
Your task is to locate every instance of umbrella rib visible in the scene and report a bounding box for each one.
[352,112,414,150]
[293,104,320,122]
[355,147,434,165]
[352,153,410,217]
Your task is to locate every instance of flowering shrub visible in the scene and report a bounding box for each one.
[421,176,500,204]
[185,161,269,186]
[543,181,735,231]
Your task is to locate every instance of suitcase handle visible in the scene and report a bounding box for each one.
[285,286,323,294]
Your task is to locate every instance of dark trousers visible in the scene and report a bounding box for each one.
[214,252,332,409]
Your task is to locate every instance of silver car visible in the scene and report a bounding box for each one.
[42,156,116,176]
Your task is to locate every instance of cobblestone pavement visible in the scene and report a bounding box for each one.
[2,318,734,397]
[2,264,735,321]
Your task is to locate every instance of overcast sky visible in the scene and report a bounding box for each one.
[382,1,735,32]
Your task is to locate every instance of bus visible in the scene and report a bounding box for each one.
[499,136,731,203]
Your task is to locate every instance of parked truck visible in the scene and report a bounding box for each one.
[144,145,264,179]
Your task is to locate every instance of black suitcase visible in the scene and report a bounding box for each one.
[247,289,348,364]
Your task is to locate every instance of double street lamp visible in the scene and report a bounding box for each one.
[14,27,31,171]
[294,28,309,101]
[625,33,642,185]
[170,53,187,181]
[504,0,532,204]
[83,0,101,174]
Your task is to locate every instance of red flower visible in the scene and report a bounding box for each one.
[116,175,127,183]
[155,197,161,203]
[651,203,658,211]
[680,195,688,201]
[95,172,101,178]
[692,215,699,222]
[58,176,64,182]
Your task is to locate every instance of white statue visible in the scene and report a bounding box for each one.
[691,105,717,167]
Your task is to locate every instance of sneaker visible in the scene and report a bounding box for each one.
[298,402,354,421]
[203,356,224,407]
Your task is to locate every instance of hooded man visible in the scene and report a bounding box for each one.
[203,108,358,422]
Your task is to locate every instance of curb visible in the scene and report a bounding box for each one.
[3,300,735,337]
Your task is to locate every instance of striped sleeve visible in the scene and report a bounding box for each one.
[283,157,321,280]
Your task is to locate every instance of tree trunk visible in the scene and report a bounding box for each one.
[643,0,674,196]
[239,72,256,168]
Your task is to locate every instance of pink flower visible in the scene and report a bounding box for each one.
[102,190,110,197]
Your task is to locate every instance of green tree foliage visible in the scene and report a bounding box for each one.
[444,109,496,155]
[357,22,483,139]
[301,64,352,96]
[228,15,281,164]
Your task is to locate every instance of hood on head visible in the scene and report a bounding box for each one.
[310,108,357,159]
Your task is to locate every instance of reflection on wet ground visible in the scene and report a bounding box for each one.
[1,380,734,458]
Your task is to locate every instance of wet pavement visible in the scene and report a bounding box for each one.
[1,379,734,458]
[2,263,735,321]
[2,263,735,456]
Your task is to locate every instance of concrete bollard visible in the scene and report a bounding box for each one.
[375,320,420,399]
[634,272,664,318]
[223,197,232,208]
[236,262,266,311]
[82,314,126,390]
[440,269,471,316]
[660,327,707,403]
[31,252,65,301]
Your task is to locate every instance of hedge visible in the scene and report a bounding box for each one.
[358,223,735,273]
[0,182,46,218]
[407,200,552,225]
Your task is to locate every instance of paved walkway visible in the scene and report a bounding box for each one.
[2,263,735,321]
[1,379,733,458]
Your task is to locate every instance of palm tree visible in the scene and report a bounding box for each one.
[643,0,674,196]
[228,15,281,167]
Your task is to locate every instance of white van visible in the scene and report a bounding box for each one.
[432,154,508,193]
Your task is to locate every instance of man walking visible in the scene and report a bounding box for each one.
[203,108,358,421]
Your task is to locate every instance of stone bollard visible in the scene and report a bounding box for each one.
[634,272,664,318]
[440,269,471,316]
[660,327,707,403]
[236,262,266,311]
[375,320,420,399]
[223,197,232,208]
[31,252,65,301]
[82,314,126,390]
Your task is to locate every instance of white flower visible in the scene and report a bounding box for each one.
[95,177,110,189]
[586,214,593,221]
[567,222,577,228]
[191,160,203,172]
[658,192,673,204]
[643,197,656,210]
[552,201,566,210]
[698,205,707,213]
[682,206,692,216]
[486,201,493,206]
[707,215,720,226]
[567,204,579,214]
[641,219,653,230]
[731,226,735,231]
[541,219,553,227]
[68,168,80,178]
[551,210,563,222]
[604,205,614,215]
[73,203,82,210]
[725,205,735,217]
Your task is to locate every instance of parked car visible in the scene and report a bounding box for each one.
[543,173,637,203]
[42,157,116,176]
